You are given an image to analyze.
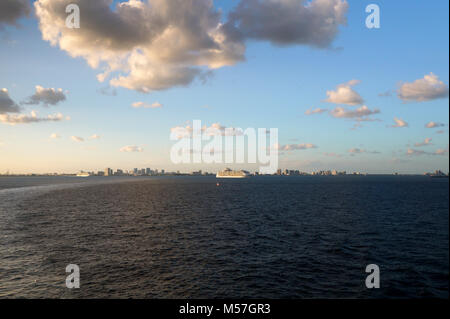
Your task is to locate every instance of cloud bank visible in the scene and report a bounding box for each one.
[34,0,348,92]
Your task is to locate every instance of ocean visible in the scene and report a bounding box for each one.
[0,175,448,298]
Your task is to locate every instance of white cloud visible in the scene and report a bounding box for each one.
[330,105,380,120]
[132,101,163,109]
[425,121,445,128]
[34,0,246,93]
[305,107,328,115]
[34,0,348,92]
[0,0,30,28]
[24,85,67,106]
[0,111,65,125]
[325,80,364,106]
[50,133,61,139]
[390,117,409,128]
[0,88,21,114]
[398,73,449,102]
[71,136,84,142]
[120,145,144,152]
[414,138,432,147]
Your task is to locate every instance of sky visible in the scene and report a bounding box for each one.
[0,0,449,174]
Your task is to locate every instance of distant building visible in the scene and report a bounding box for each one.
[104,168,113,176]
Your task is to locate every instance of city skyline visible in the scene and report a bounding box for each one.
[1,0,449,174]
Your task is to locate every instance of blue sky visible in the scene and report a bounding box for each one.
[0,0,448,174]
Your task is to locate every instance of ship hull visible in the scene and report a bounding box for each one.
[216,174,248,178]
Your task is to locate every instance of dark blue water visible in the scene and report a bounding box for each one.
[0,176,448,298]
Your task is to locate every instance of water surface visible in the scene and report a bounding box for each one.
[0,176,448,298]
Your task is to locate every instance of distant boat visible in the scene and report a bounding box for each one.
[76,172,91,177]
[216,168,249,178]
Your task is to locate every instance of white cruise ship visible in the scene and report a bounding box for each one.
[216,168,250,178]
[76,171,91,177]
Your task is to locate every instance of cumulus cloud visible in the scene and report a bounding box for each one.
[120,145,144,152]
[398,73,449,102]
[50,133,61,139]
[414,138,433,147]
[390,117,409,128]
[35,0,348,92]
[71,136,84,142]
[227,0,348,47]
[35,0,246,92]
[132,101,163,109]
[0,0,30,28]
[0,88,21,114]
[275,143,317,151]
[305,107,328,115]
[425,121,445,128]
[325,80,364,106]
[330,105,380,120]
[0,111,65,125]
[23,85,67,106]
